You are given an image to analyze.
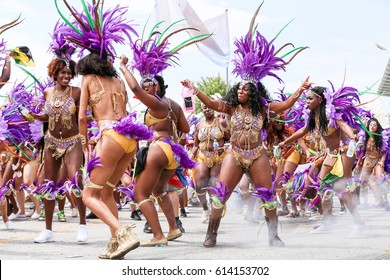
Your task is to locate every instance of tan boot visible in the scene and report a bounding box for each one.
[98,238,119,259]
[203,216,221,248]
[110,225,140,260]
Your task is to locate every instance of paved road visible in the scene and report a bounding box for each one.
[1,193,389,261]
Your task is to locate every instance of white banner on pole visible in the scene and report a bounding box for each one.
[155,0,230,67]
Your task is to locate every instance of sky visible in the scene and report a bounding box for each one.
[1,0,390,124]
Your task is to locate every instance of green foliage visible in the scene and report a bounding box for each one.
[194,74,230,114]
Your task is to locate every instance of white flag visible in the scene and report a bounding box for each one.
[155,0,230,67]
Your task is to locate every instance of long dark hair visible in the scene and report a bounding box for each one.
[364,117,383,150]
[222,81,270,117]
[307,86,329,134]
[76,53,117,77]
[155,75,168,97]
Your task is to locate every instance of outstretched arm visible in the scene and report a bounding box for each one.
[269,76,312,115]
[181,79,229,114]
[119,55,165,111]
[279,125,309,147]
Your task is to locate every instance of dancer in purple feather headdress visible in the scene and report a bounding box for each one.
[279,85,366,236]
[181,2,310,248]
[118,15,210,247]
[354,117,389,211]
[28,18,88,244]
[57,0,142,260]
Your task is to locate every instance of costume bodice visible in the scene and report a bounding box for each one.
[230,105,263,143]
[44,86,76,131]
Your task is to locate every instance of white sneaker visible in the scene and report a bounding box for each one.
[5,220,14,230]
[201,209,210,223]
[30,212,40,220]
[310,223,330,234]
[71,208,79,217]
[349,223,365,238]
[185,207,190,214]
[77,224,88,243]
[8,210,20,220]
[34,229,55,243]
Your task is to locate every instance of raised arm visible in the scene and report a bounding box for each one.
[269,76,312,115]
[181,79,229,114]
[279,125,309,147]
[119,55,165,111]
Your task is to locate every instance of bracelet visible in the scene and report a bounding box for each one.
[293,90,301,98]
[119,65,127,74]
[80,135,87,145]
[193,87,199,95]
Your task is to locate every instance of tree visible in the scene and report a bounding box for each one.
[194,74,230,114]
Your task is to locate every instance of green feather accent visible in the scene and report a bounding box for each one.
[274,18,295,40]
[54,0,82,35]
[280,46,306,59]
[16,65,40,84]
[359,80,379,95]
[155,19,187,46]
[321,173,339,186]
[210,196,222,205]
[81,0,95,29]
[353,113,381,138]
[169,33,212,54]
[148,20,165,39]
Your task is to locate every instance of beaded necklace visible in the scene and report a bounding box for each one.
[45,86,75,131]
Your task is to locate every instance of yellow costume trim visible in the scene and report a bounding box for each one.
[102,129,137,154]
[106,181,116,188]
[198,150,226,168]
[286,149,301,165]
[155,141,179,170]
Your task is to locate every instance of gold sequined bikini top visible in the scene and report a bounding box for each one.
[88,75,125,115]
[365,138,381,158]
[44,86,76,131]
[198,119,224,142]
[230,105,263,143]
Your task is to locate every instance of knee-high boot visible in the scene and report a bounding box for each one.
[203,216,221,248]
[265,216,285,247]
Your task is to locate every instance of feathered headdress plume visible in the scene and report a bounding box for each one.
[232,1,307,88]
[131,18,212,84]
[55,0,138,59]
[49,20,77,64]
[322,81,360,129]
[0,14,24,62]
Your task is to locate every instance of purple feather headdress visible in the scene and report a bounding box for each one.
[131,19,211,85]
[49,20,77,64]
[323,82,360,129]
[55,0,138,59]
[232,2,307,89]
